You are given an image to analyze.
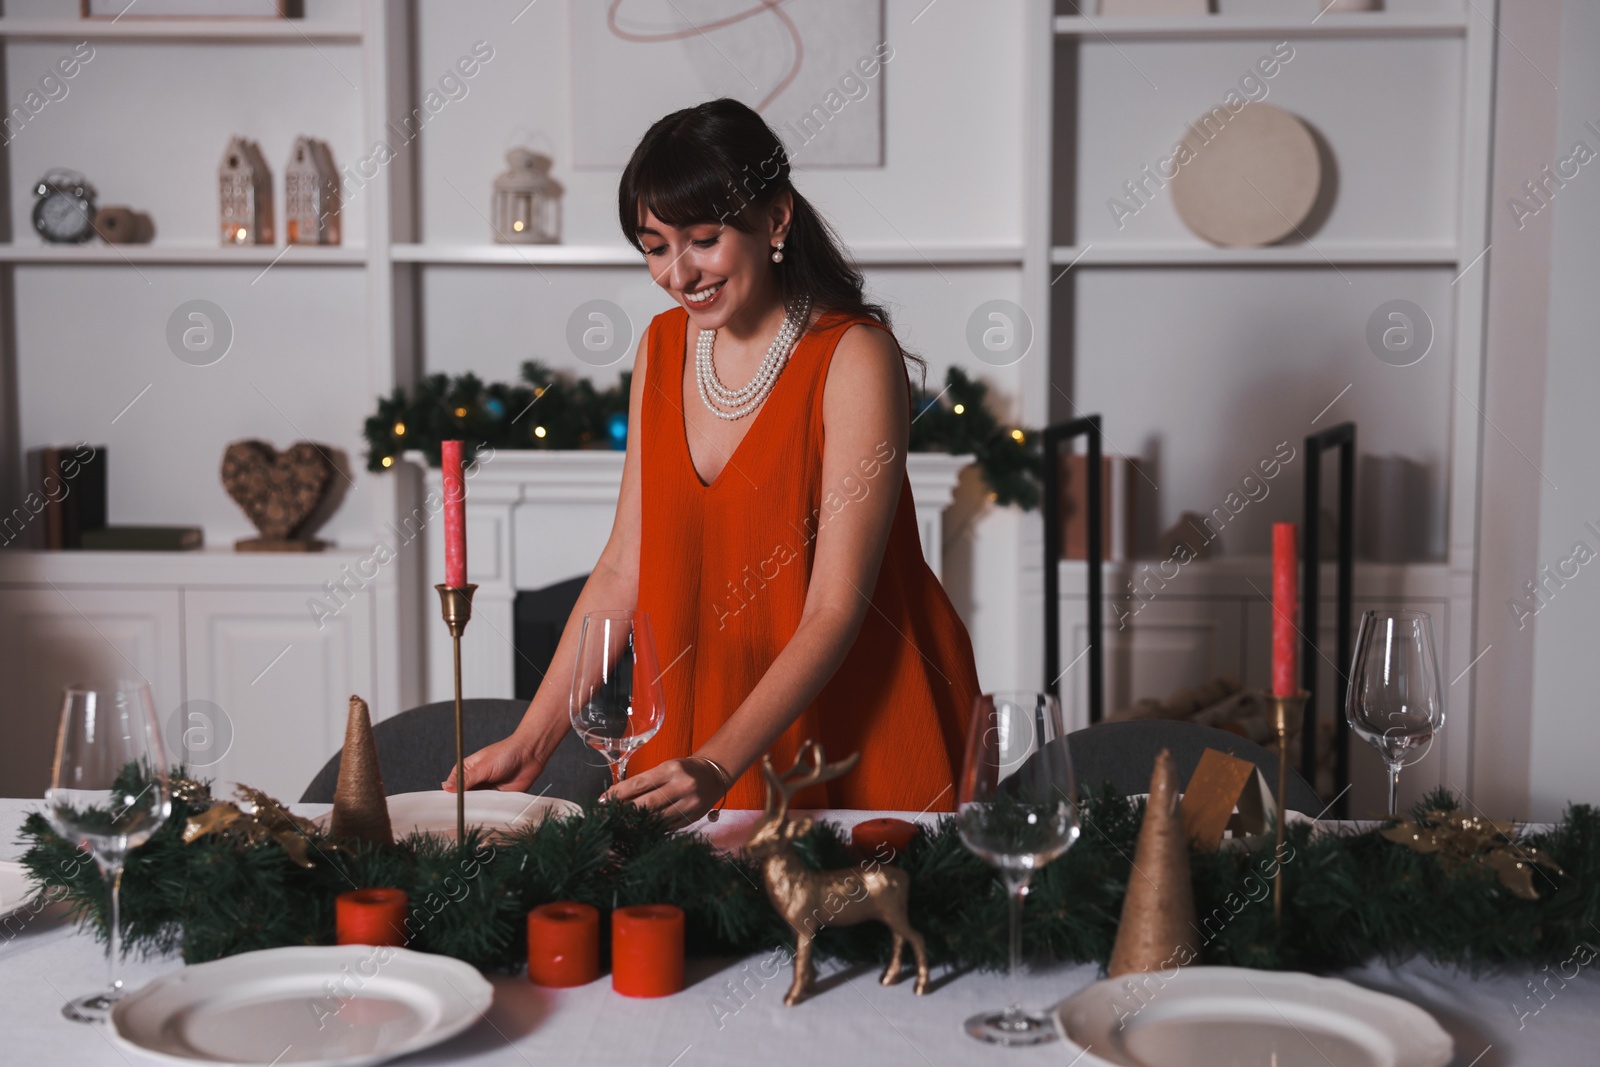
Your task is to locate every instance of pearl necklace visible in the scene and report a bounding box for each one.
[695,295,812,421]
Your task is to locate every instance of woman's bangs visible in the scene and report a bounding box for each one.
[631,145,749,237]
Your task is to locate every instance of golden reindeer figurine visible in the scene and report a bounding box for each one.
[745,740,930,1005]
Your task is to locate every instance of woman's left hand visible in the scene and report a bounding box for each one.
[603,758,727,825]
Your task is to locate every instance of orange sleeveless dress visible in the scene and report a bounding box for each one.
[629,304,981,812]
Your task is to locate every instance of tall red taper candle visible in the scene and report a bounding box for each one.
[1271,522,1298,696]
[441,440,467,588]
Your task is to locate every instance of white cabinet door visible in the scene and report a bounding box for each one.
[0,586,183,797]
[1057,596,1245,732]
[183,589,375,802]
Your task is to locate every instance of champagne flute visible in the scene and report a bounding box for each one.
[569,610,666,787]
[44,680,172,1023]
[1345,610,1445,817]
[957,691,1080,1046]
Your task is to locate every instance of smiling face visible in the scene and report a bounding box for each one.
[635,193,791,335]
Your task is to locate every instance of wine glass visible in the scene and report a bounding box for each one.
[1345,610,1444,817]
[569,610,666,786]
[957,690,1080,1046]
[44,680,173,1023]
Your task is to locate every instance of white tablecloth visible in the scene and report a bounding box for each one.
[2,798,1595,1066]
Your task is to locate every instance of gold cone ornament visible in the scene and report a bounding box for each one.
[329,695,393,846]
[1108,748,1199,977]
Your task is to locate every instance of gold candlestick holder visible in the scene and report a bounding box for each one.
[1263,689,1308,927]
[436,583,478,842]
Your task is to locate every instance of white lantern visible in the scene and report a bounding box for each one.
[219,136,273,246]
[285,135,341,245]
[492,149,562,244]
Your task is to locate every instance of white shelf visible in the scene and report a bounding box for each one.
[0,243,367,265]
[1052,13,1467,39]
[1055,556,1451,601]
[0,18,362,42]
[392,242,1026,268]
[1049,242,1459,267]
[0,546,368,588]
[392,243,639,267]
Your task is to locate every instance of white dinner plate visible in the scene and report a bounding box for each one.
[110,945,493,1067]
[1054,966,1453,1067]
[0,861,34,919]
[313,790,580,840]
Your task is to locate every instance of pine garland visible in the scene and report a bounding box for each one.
[362,362,1043,509]
[20,778,1600,978]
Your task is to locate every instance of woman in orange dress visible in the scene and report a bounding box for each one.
[448,98,981,820]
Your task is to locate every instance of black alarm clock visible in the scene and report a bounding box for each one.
[33,169,98,244]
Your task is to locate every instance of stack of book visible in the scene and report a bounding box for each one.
[23,445,202,551]
[27,444,106,549]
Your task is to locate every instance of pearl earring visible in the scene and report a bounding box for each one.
[771,240,785,264]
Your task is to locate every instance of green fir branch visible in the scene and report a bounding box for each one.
[362,363,1045,509]
[20,774,1598,977]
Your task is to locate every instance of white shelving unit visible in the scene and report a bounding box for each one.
[0,17,364,41]
[1049,242,1460,266]
[0,0,391,800]
[1028,0,1497,814]
[1051,12,1468,38]
[0,1,1502,817]
[0,242,368,264]
[0,0,1023,798]
[390,242,1027,267]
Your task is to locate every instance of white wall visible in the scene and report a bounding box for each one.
[412,0,1024,248]
[1070,267,1456,557]
[1468,0,1563,818]
[410,0,1034,692]
[1526,0,1600,819]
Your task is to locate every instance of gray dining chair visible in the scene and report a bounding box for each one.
[1050,720,1323,815]
[300,697,611,805]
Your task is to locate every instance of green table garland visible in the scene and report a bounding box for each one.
[19,775,1599,977]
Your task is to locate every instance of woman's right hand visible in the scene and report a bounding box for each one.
[441,731,547,793]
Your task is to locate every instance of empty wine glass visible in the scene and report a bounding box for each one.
[44,680,172,1023]
[569,610,666,786]
[1346,610,1444,817]
[957,691,1080,1046]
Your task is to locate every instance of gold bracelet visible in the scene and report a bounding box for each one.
[690,756,734,822]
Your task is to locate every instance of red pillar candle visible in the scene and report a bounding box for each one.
[851,818,918,862]
[527,902,600,987]
[441,440,467,588]
[611,904,684,998]
[1271,522,1299,696]
[336,888,409,947]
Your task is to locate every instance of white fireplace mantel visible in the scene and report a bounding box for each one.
[412,449,970,703]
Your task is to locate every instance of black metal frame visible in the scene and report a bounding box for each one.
[1042,415,1104,723]
[1300,421,1356,817]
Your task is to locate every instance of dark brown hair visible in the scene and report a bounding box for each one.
[618,96,925,385]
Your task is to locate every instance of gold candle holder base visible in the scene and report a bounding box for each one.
[435,583,478,841]
[1263,689,1308,928]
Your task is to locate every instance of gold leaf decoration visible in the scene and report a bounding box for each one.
[182,783,328,869]
[1382,810,1564,900]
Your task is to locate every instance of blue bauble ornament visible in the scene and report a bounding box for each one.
[607,411,628,449]
[483,396,506,420]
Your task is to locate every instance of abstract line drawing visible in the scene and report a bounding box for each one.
[571,0,885,169]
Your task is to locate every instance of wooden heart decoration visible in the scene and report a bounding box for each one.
[221,440,333,541]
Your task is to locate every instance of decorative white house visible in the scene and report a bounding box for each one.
[285,135,341,246]
[218,135,273,246]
